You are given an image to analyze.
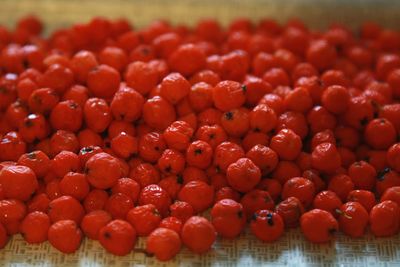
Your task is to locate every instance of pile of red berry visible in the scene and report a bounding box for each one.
[0,15,400,261]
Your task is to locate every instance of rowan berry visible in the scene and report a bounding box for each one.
[0,199,26,234]
[344,96,374,130]
[211,199,246,238]
[246,145,278,175]
[168,44,206,76]
[98,46,128,72]
[157,217,181,234]
[124,61,158,95]
[20,211,50,244]
[212,80,246,112]
[365,118,397,150]
[195,124,227,149]
[387,69,400,99]
[284,87,313,113]
[163,120,194,151]
[387,144,400,175]
[98,219,136,256]
[157,149,185,175]
[50,130,79,156]
[311,142,341,174]
[338,202,369,238]
[276,197,305,228]
[0,165,38,201]
[277,111,308,139]
[129,163,159,188]
[272,160,302,185]
[78,146,103,166]
[87,64,120,99]
[282,177,315,208]
[48,195,84,224]
[83,189,109,213]
[51,151,80,178]
[78,129,103,148]
[104,193,134,219]
[48,220,82,254]
[80,210,112,240]
[169,201,193,223]
[185,140,212,169]
[346,190,376,212]
[186,82,213,113]
[270,129,302,161]
[59,172,89,201]
[146,227,181,261]
[376,168,400,196]
[250,210,284,242]
[83,98,111,133]
[240,189,274,218]
[16,78,37,103]
[138,184,171,216]
[369,200,400,237]
[157,175,181,199]
[159,72,190,104]
[110,132,138,159]
[5,100,28,130]
[143,96,176,130]
[45,179,62,200]
[178,180,214,213]
[197,108,223,126]
[213,185,239,201]
[347,161,376,191]
[221,108,250,137]
[111,178,140,203]
[213,142,245,173]
[39,64,74,95]
[300,209,338,243]
[85,152,122,189]
[28,193,50,213]
[69,50,98,83]
[50,100,83,133]
[220,50,250,81]
[181,216,216,254]
[376,54,400,80]
[17,150,50,178]
[306,40,337,70]
[137,132,165,163]
[152,32,182,58]
[226,158,261,193]
[19,113,50,143]
[110,86,144,122]
[126,204,161,236]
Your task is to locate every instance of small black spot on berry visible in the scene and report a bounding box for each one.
[266,212,274,226]
[224,112,234,120]
[165,165,172,173]
[377,167,391,181]
[104,232,111,239]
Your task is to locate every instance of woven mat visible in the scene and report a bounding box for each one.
[1,0,400,266]
[2,228,400,267]
[1,0,400,31]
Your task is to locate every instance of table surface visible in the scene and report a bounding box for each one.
[1,0,400,266]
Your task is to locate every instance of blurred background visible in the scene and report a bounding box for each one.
[1,0,400,32]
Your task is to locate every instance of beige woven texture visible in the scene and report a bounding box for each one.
[1,0,400,266]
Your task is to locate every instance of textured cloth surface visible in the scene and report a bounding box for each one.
[1,0,400,32]
[1,228,400,266]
